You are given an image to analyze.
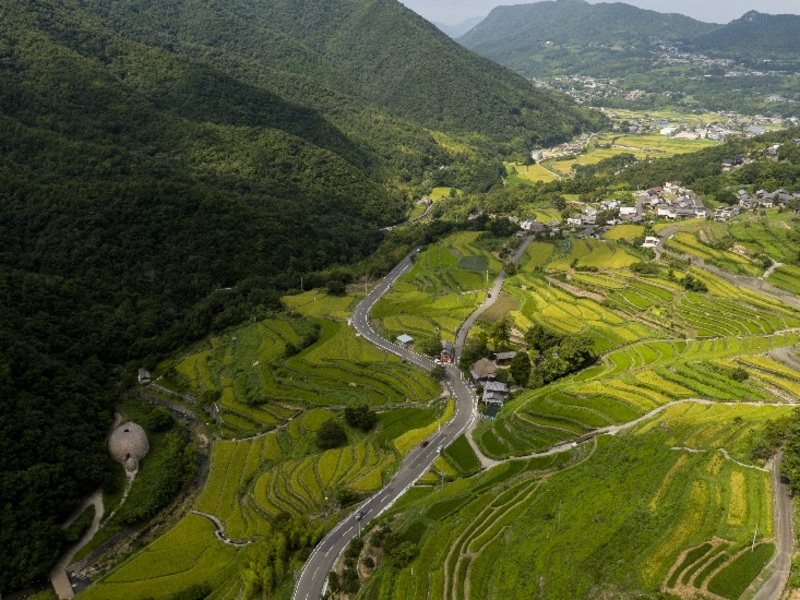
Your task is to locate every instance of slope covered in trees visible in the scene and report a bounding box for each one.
[0,0,604,589]
[690,11,800,67]
[459,0,715,76]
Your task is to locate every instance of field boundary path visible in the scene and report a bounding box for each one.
[294,237,534,600]
[50,490,104,600]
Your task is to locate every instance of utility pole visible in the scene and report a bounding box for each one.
[300,276,304,292]
[751,524,758,552]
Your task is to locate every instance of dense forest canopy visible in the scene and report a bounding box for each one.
[0,0,603,589]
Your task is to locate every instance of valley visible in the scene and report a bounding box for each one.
[2,1,800,600]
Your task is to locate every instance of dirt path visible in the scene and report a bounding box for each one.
[50,490,104,599]
[762,261,784,280]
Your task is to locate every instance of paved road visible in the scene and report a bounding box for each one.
[753,451,793,600]
[454,236,535,362]
[293,248,480,600]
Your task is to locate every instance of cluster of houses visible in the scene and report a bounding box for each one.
[639,183,708,221]
[715,188,800,221]
[468,353,515,410]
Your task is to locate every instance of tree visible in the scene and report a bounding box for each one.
[459,332,489,372]
[418,333,443,357]
[430,364,446,381]
[490,315,513,351]
[509,351,532,386]
[524,324,562,352]
[317,419,347,449]
[344,404,378,432]
[326,280,346,296]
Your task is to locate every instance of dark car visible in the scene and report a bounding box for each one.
[355,510,367,520]
[419,440,430,448]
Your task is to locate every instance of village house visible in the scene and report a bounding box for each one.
[440,340,455,364]
[470,358,497,385]
[138,368,152,385]
[482,381,511,406]
[714,206,740,221]
[642,236,660,249]
[493,351,517,368]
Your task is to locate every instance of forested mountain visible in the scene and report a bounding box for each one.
[434,17,486,39]
[0,0,604,589]
[690,11,800,66]
[459,0,715,76]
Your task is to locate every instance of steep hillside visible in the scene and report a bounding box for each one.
[459,0,715,75]
[690,10,800,66]
[0,0,605,589]
[75,0,603,146]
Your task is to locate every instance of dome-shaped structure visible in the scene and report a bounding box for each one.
[108,422,150,472]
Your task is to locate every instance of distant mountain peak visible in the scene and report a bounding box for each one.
[737,10,768,23]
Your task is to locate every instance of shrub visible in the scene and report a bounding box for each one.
[731,367,749,382]
[317,420,347,449]
[344,404,378,432]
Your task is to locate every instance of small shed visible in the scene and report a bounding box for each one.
[396,334,414,349]
[138,368,152,385]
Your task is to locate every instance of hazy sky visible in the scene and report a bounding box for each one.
[399,0,800,25]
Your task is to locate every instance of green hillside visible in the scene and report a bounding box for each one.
[690,11,800,66]
[0,0,604,589]
[459,0,715,76]
[74,0,604,146]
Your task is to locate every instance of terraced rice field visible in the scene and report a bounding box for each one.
[172,317,439,437]
[368,404,781,600]
[80,514,239,600]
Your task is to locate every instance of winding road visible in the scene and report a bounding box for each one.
[294,239,539,600]
[294,246,490,600]
[293,238,796,600]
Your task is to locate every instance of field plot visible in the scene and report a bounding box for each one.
[80,514,239,600]
[171,317,439,437]
[369,406,779,600]
[504,162,559,183]
[194,436,282,540]
[665,232,759,276]
[373,232,503,340]
[252,440,395,517]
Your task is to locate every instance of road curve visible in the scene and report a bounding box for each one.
[293,247,481,600]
